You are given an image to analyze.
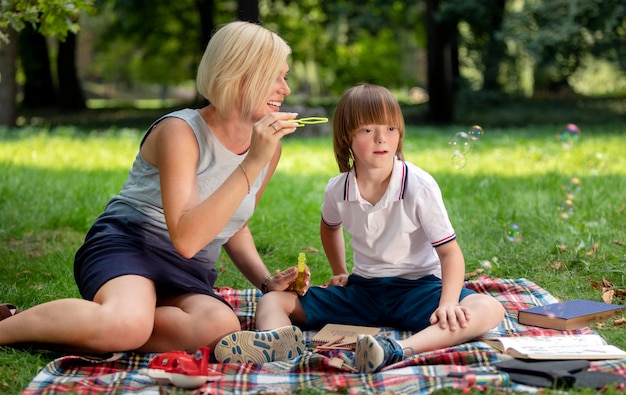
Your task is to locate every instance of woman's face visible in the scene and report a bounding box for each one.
[252,62,291,121]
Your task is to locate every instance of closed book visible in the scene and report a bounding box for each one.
[518,299,626,330]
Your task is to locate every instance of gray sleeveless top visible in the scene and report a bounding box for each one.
[102,108,269,267]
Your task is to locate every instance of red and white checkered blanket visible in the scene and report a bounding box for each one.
[22,277,626,394]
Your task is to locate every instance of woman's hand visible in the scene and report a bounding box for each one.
[429,303,470,331]
[267,264,311,296]
[247,112,298,165]
[328,274,349,287]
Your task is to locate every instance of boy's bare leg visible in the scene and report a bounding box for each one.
[400,293,504,354]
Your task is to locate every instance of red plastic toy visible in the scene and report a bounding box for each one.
[142,347,219,389]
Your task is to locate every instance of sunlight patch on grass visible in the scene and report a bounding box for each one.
[0,128,140,171]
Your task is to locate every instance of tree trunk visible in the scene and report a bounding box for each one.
[57,32,86,110]
[237,0,259,24]
[482,0,507,91]
[196,0,215,51]
[0,28,18,127]
[19,23,56,108]
[195,0,215,105]
[426,0,455,123]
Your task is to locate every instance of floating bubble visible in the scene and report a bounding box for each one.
[468,125,484,140]
[505,224,523,243]
[448,132,472,154]
[563,177,582,199]
[451,152,467,169]
[479,260,494,275]
[559,199,575,219]
[587,152,606,175]
[557,123,581,149]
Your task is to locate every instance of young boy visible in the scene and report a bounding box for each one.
[215,84,504,372]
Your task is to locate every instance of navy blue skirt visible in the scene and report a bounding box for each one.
[74,214,225,305]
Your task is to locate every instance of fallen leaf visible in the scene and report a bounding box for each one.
[585,243,599,255]
[465,268,484,278]
[602,289,615,304]
[613,317,626,327]
[550,261,565,271]
[602,276,614,288]
[612,239,626,247]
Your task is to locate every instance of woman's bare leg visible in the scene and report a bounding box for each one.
[0,275,157,353]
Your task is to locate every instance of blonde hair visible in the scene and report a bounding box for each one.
[196,21,291,118]
[332,84,405,172]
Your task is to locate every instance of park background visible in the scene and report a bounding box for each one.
[1,1,626,394]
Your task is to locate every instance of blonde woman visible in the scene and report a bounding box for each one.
[0,21,307,359]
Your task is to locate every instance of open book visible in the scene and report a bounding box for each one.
[484,334,626,360]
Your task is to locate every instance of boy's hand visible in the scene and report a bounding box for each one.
[328,274,349,287]
[269,266,311,295]
[429,303,470,331]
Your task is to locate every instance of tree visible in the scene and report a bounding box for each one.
[426,0,456,122]
[0,0,94,126]
[57,31,86,109]
[19,23,56,108]
[504,0,626,94]
[0,28,18,126]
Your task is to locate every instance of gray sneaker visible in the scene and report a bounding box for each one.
[355,334,405,373]
[214,325,305,364]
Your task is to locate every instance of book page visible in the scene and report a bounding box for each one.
[486,334,626,359]
[496,334,607,350]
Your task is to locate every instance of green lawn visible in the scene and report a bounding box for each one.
[1,118,625,394]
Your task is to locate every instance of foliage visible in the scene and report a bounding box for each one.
[0,0,94,44]
[503,0,626,84]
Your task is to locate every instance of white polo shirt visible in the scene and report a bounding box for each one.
[321,158,455,280]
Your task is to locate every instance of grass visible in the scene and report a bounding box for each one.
[1,116,625,394]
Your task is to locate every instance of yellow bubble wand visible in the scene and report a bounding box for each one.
[291,117,328,127]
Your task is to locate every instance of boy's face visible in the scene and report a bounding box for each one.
[351,124,400,171]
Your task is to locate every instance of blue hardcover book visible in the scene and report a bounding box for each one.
[518,299,626,330]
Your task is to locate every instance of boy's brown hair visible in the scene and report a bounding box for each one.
[332,84,405,172]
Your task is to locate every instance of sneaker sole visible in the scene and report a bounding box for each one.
[355,334,385,373]
[214,325,305,364]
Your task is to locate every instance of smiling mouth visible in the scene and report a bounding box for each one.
[267,101,282,110]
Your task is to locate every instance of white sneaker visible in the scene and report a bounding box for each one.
[214,325,305,364]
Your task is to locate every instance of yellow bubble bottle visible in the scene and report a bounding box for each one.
[296,253,306,293]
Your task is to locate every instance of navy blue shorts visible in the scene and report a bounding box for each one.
[299,274,475,331]
[74,214,225,305]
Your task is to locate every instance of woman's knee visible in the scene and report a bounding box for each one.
[91,308,154,351]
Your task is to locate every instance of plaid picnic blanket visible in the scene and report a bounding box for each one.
[23,277,626,394]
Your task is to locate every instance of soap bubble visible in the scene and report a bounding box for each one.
[448,132,472,154]
[557,123,581,149]
[587,152,606,175]
[451,152,467,169]
[563,177,582,199]
[559,199,575,219]
[505,224,523,243]
[479,260,494,275]
[468,125,484,140]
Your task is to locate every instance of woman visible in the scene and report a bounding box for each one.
[0,21,308,359]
